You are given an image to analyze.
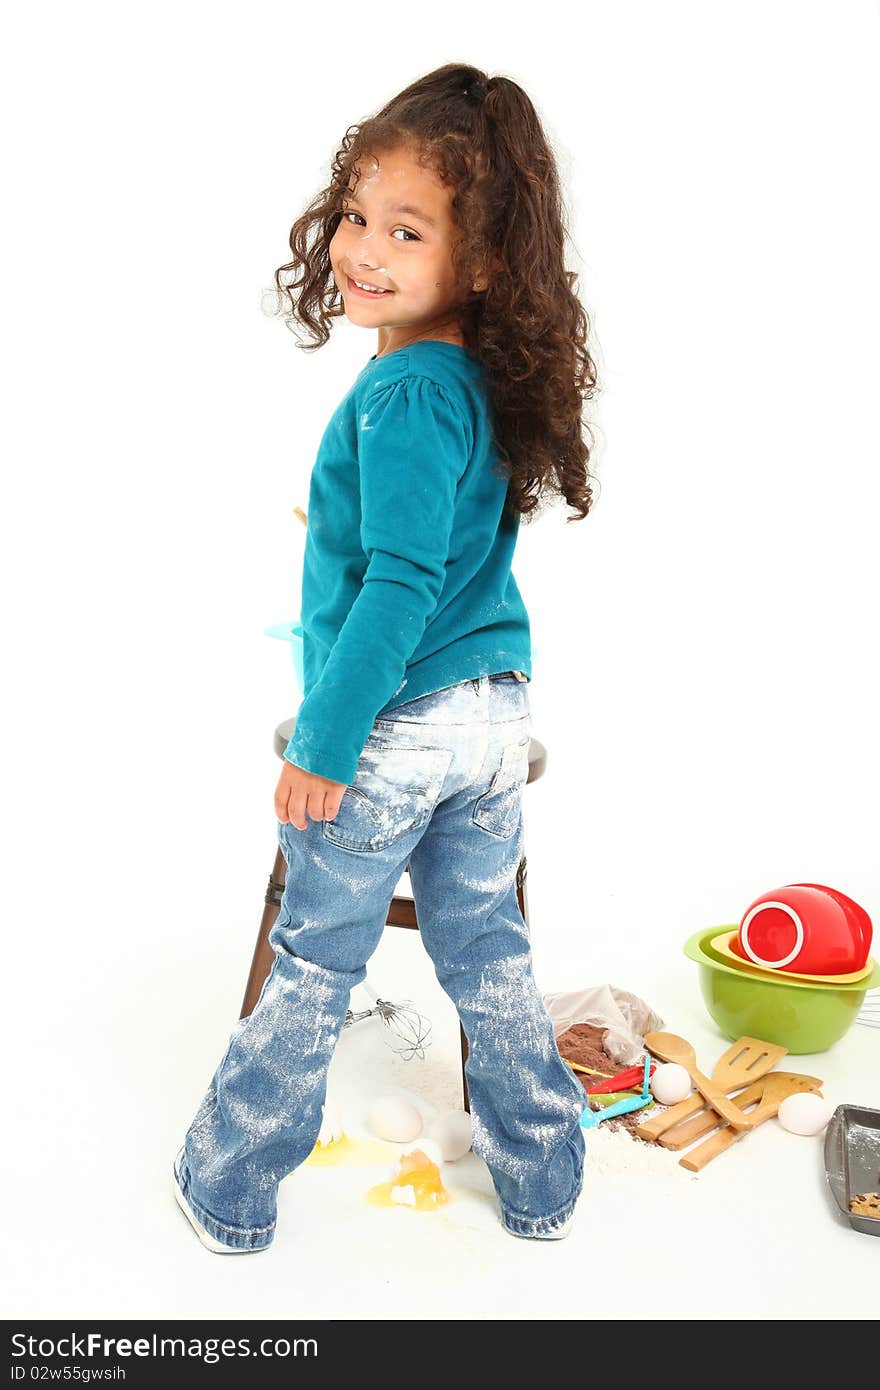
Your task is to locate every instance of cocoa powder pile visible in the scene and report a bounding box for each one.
[555,1022,660,1137]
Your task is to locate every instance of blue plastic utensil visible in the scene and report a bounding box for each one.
[579,1050,654,1130]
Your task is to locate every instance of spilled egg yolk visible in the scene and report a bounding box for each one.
[367,1148,451,1211]
[306,1133,395,1167]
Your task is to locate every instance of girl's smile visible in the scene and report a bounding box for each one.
[345,273,394,298]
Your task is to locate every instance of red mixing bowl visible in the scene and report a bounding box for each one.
[734,882,872,975]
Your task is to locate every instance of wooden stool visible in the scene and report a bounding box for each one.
[240,718,547,1112]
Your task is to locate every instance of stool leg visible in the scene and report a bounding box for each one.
[516,851,529,928]
[459,1022,470,1113]
[239,844,287,1019]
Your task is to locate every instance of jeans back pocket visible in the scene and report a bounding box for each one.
[322,740,454,853]
[472,734,531,839]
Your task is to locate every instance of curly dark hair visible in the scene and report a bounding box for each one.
[273,63,600,525]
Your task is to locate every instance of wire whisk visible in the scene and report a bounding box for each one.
[856,988,879,1028]
[344,976,433,1061]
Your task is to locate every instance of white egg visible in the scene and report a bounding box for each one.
[367,1095,424,1143]
[650,1062,693,1106]
[777,1092,834,1136]
[427,1110,473,1161]
[317,1098,344,1146]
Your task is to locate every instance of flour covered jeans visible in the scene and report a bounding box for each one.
[175,672,587,1249]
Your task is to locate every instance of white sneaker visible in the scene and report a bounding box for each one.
[172,1147,266,1255]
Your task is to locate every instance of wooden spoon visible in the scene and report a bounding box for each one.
[643,1030,758,1130]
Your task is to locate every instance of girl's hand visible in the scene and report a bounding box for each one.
[275,760,348,831]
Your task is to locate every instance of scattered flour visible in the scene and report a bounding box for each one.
[582,1122,697,1181]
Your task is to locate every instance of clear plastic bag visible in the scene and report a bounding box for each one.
[542,984,665,1066]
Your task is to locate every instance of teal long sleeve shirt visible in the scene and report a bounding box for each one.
[283,340,532,786]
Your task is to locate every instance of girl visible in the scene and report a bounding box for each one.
[173,63,599,1253]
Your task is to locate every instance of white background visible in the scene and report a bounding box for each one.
[3,0,878,1323]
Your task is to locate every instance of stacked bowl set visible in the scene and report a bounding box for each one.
[685,883,878,1052]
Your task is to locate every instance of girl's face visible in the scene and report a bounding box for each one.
[329,145,484,354]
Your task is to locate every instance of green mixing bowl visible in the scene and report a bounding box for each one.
[684,925,880,1054]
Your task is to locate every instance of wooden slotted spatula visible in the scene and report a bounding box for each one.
[643,1031,772,1131]
[636,1035,788,1142]
[678,1071,823,1171]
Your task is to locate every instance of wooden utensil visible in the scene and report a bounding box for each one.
[643,1031,771,1131]
[636,1035,788,1142]
[659,1069,817,1150]
[678,1072,823,1170]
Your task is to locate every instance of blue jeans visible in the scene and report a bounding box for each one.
[175,673,587,1249]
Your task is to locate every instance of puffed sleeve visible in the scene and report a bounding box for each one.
[282,376,472,785]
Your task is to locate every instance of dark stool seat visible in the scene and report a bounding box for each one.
[240,717,547,1112]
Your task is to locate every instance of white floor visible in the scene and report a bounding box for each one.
[6,885,878,1322]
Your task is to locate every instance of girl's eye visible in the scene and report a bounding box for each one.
[341,211,419,242]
